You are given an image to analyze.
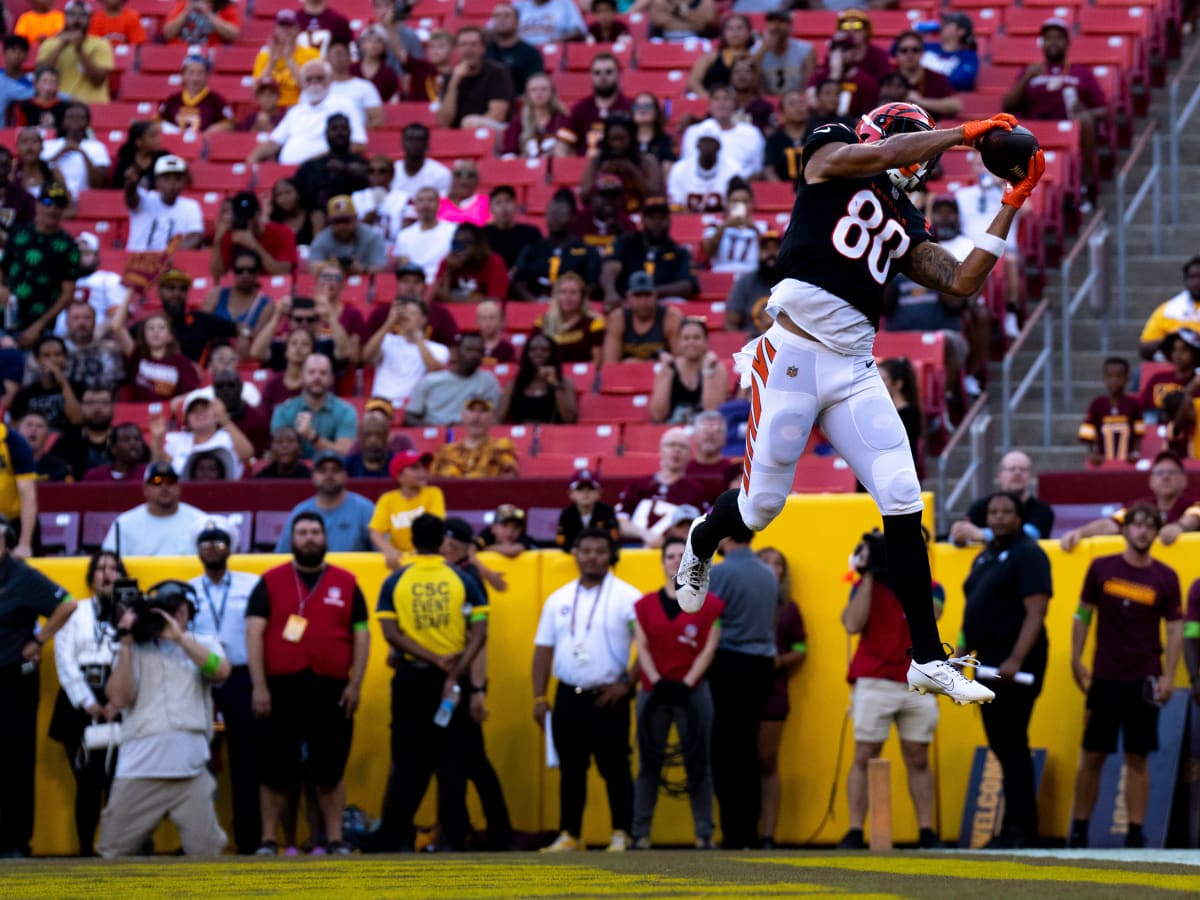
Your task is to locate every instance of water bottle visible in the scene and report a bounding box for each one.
[433,684,461,727]
[4,291,17,332]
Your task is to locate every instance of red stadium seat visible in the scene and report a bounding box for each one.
[477,156,548,190]
[399,426,449,455]
[562,361,598,393]
[863,9,933,38]
[489,424,536,458]
[599,360,658,395]
[576,392,651,423]
[91,102,153,130]
[622,69,689,99]
[527,453,599,477]
[380,102,438,130]
[563,42,632,72]
[188,162,253,192]
[537,423,621,457]
[207,131,268,163]
[631,39,709,70]
[548,155,588,185]
[140,44,189,74]
[429,127,495,161]
[620,422,671,454]
[600,453,658,479]
[789,10,839,40]
[1004,7,1075,36]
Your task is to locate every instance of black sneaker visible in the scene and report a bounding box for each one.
[254,841,278,856]
[836,829,866,850]
[327,840,353,856]
[1124,830,1146,849]
[918,830,945,850]
[1066,831,1088,849]
[983,828,1030,850]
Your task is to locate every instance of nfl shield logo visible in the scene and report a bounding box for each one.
[786,365,798,377]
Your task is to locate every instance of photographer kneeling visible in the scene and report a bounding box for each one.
[97,581,231,858]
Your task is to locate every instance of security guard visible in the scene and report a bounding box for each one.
[0,513,76,857]
[367,513,490,852]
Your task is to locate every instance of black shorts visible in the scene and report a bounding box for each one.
[1082,678,1160,755]
[256,669,354,791]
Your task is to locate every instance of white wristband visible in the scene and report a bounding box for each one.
[975,233,1006,259]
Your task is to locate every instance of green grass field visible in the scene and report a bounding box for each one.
[2,852,1197,899]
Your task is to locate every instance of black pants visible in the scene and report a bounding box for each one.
[551,682,633,837]
[979,665,1045,838]
[61,736,114,856]
[0,665,38,855]
[461,713,513,848]
[376,665,470,850]
[708,649,774,849]
[213,666,260,854]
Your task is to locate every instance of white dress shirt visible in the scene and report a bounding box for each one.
[534,573,640,688]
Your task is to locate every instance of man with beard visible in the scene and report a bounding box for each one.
[275,450,374,553]
[48,386,115,480]
[485,4,542,96]
[248,60,366,166]
[404,334,500,427]
[292,115,370,223]
[81,421,147,483]
[211,368,269,456]
[101,461,206,557]
[189,515,261,855]
[148,269,236,363]
[556,52,631,157]
[245,511,370,855]
[435,26,512,131]
[1003,18,1106,209]
[724,231,779,338]
[64,301,124,394]
[344,415,392,478]
[512,190,600,302]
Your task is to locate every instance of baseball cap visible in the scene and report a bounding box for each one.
[594,173,624,193]
[494,503,525,523]
[761,229,781,244]
[394,262,426,280]
[765,9,791,23]
[39,181,69,208]
[463,395,494,411]
[1152,449,1184,470]
[669,505,701,527]
[444,517,474,544]
[642,196,670,213]
[940,11,974,35]
[327,194,356,220]
[930,194,958,210]
[837,9,870,31]
[194,514,234,546]
[182,390,211,414]
[313,449,347,469]
[570,469,600,491]
[154,154,188,177]
[628,271,656,294]
[1161,328,1200,357]
[144,461,179,483]
[159,268,191,288]
[1041,17,1070,35]
[388,449,433,480]
[76,231,100,253]
[275,9,299,25]
[363,396,396,420]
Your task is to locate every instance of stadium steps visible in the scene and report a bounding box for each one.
[930,36,1200,521]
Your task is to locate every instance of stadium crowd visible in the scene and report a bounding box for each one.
[0,0,1197,859]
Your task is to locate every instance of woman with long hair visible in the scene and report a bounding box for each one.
[531,272,605,366]
[631,92,677,172]
[431,223,509,303]
[12,127,63,198]
[649,318,729,424]
[501,72,568,160]
[352,25,400,103]
[49,551,126,856]
[110,309,201,401]
[497,332,577,425]
[267,177,316,246]
[880,357,923,472]
[755,546,806,850]
[688,14,756,97]
[579,113,662,209]
[261,326,314,413]
[109,120,166,189]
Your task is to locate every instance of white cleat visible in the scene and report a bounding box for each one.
[674,514,712,613]
[907,657,995,705]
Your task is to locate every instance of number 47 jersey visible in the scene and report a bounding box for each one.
[775,123,932,330]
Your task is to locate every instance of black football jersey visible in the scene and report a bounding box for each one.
[776,123,932,328]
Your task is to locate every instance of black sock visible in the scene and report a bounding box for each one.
[688,488,747,561]
[1072,818,1089,836]
[882,512,945,663]
[918,827,936,841]
[1127,822,1143,837]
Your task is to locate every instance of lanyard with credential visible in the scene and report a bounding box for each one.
[569,574,609,639]
[202,574,232,633]
[292,567,324,618]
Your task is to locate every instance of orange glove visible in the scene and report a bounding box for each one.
[1002,149,1046,209]
[961,113,1018,145]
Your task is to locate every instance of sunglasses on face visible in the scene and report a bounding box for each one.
[233,266,258,275]
[452,170,477,177]
[291,315,319,324]
[148,475,178,487]
[369,167,392,174]
[897,46,922,54]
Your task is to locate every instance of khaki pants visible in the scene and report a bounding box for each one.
[97,771,227,858]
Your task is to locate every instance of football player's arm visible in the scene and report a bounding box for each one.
[900,204,1018,299]
[804,127,970,184]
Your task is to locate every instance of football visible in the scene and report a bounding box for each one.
[978,125,1040,184]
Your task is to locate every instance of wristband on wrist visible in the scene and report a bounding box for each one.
[975,233,1006,259]
[534,695,547,703]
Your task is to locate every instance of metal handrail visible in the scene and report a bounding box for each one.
[1115,122,1162,316]
[935,394,990,530]
[1168,39,1200,224]
[1060,212,1110,407]
[1001,295,1053,450]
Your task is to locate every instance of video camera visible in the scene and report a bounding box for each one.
[114,578,198,643]
[852,530,889,580]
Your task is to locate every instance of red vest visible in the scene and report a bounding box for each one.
[634,590,724,689]
[261,562,358,680]
[847,580,912,685]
